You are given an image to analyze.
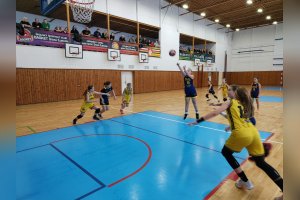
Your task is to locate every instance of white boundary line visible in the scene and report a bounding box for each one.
[110,107,283,145]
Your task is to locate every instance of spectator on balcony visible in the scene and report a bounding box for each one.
[20,17,31,28]
[119,35,126,42]
[149,40,155,47]
[41,19,50,30]
[93,28,101,38]
[143,37,148,45]
[82,26,91,36]
[63,27,68,34]
[154,40,160,47]
[32,18,42,29]
[101,30,109,39]
[110,32,115,41]
[71,25,82,42]
[128,36,136,43]
[54,26,63,33]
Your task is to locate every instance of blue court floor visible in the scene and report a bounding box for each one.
[262,86,283,91]
[16,111,272,200]
[260,96,283,102]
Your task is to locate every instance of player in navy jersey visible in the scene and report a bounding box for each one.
[177,63,199,120]
[100,81,116,117]
[206,81,220,102]
[250,77,261,110]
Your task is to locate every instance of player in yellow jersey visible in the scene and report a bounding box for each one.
[218,78,229,102]
[120,83,133,114]
[189,85,283,199]
[72,85,110,125]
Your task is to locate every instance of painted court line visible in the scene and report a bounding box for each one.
[111,107,283,145]
[75,186,106,200]
[51,134,152,188]
[49,143,106,187]
[111,106,226,133]
[109,118,245,160]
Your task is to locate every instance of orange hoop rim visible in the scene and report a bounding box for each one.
[69,0,95,5]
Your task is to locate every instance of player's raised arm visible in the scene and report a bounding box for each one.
[177,63,186,76]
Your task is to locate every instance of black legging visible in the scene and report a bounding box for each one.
[221,146,283,191]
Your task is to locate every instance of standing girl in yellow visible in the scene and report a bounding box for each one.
[189,85,283,199]
[218,78,229,102]
[72,85,110,125]
[120,83,133,114]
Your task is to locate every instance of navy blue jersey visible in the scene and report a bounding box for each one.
[208,84,214,92]
[251,83,260,98]
[101,87,113,99]
[184,75,194,88]
[184,75,197,97]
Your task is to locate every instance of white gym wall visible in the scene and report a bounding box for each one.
[228,23,283,72]
[16,0,233,72]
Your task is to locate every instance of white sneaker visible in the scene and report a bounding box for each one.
[235,179,254,190]
[274,195,283,200]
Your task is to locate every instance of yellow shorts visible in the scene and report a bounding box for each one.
[80,102,95,113]
[123,96,130,104]
[222,92,228,98]
[225,126,264,156]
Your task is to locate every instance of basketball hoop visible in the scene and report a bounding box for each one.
[69,0,95,23]
[112,56,117,60]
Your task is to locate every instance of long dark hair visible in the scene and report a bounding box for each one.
[104,81,111,87]
[83,85,93,97]
[234,86,254,118]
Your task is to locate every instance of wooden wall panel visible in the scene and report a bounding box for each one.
[17,68,219,105]
[133,71,203,94]
[200,72,219,87]
[16,69,121,105]
[225,71,282,86]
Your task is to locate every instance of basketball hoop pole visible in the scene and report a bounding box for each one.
[65,1,71,34]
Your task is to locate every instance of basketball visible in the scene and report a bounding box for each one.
[169,49,176,56]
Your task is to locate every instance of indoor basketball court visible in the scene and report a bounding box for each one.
[16,0,283,199]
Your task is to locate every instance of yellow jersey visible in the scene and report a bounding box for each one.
[123,87,132,103]
[80,92,95,113]
[220,83,229,97]
[84,92,95,102]
[123,88,132,96]
[226,99,252,131]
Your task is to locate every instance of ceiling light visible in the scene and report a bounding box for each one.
[273,21,278,25]
[257,8,263,13]
[215,19,219,23]
[246,0,253,5]
[226,24,231,28]
[200,12,206,17]
[182,3,189,9]
[236,28,240,31]
[266,15,271,20]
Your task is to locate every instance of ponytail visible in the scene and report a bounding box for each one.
[230,85,254,118]
[236,87,254,118]
[83,85,93,97]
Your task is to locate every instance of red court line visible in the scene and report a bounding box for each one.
[51,133,152,188]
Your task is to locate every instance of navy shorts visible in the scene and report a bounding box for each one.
[209,90,215,95]
[185,87,197,98]
[251,92,259,99]
[249,117,256,126]
[100,98,109,105]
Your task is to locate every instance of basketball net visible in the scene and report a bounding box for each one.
[69,0,95,23]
